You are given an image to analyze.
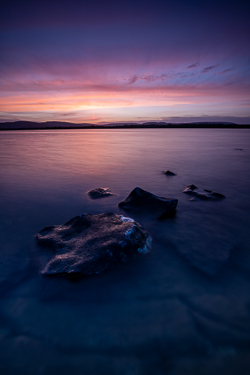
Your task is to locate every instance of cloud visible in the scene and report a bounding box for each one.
[201,65,219,73]
[219,68,233,75]
[188,63,199,68]
[61,112,77,117]
[126,72,194,85]
[127,75,138,84]
[127,73,168,84]
[140,74,167,82]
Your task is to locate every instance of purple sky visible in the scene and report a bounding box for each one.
[1,0,250,123]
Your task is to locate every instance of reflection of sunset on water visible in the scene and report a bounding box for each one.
[1,128,250,375]
[1,1,250,374]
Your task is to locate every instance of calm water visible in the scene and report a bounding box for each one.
[0,129,250,374]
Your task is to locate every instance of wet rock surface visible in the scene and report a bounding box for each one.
[118,187,178,219]
[87,188,113,199]
[36,213,150,276]
[183,184,225,200]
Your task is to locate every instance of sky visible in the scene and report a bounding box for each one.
[0,0,250,124]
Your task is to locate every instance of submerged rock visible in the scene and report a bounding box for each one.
[36,213,150,276]
[164,170,176,176]
[171,221,236,275]
[183,184,225,200]
[87,187,113,199]
[118,187,178,218]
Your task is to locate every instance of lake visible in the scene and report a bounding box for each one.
[0,129,250,374]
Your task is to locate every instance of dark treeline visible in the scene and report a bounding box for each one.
[0,121,250,130]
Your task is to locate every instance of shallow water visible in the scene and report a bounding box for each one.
[0,129,250,374]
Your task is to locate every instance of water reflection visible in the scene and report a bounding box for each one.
[0,129,250,374]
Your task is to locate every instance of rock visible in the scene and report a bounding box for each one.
[164,170,176,176]
[118,187,178,218]
[87,188,113,199]
[36,213,151,276]
[183,184,225,200]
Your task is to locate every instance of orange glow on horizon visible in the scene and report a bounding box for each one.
[1,76,249,124]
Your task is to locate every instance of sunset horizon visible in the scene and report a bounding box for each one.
[1,0,249,125]
[1,2,250,374]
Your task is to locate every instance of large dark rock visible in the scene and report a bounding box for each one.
[118,187,178,218]
[183,184,225,200]
[164,170,176,176]
[36,213,151,276]
[87,187,113,199]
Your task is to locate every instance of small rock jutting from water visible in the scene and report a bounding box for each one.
[118,187,178,219]
[183,184,225,200]
[36,213,151,277]
[164,170,176,176]
[87,187,113,199]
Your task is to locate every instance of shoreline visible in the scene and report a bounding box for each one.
[1,123,250,131]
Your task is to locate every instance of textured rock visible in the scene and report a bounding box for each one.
[87,187,113,199]
[183,184,225,200]
[36,213,150,276]
[164,170,176,176]
[118,187,178,218]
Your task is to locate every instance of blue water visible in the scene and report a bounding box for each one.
[0,129,250,374]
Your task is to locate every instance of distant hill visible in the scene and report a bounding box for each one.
[0,121,249,130]
[0,121,94,130]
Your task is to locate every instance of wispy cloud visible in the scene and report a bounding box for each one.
[219,68,233,75]
[127,74,168,85]
[140,74,167,82]
[188,63,199,68]
[127,75,138,84]
[201,65,219,73]
[126,72,196,85]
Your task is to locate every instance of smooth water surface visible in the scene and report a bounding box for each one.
[0,129,250,374]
